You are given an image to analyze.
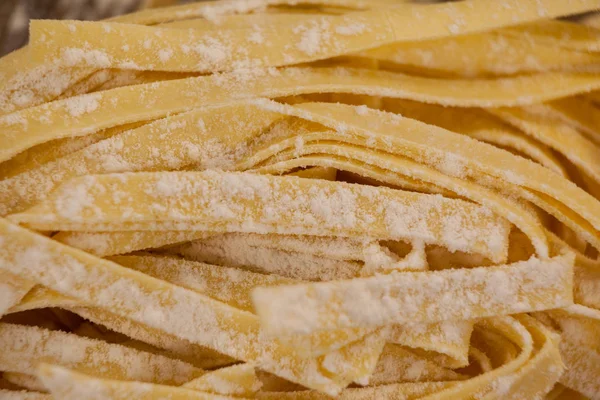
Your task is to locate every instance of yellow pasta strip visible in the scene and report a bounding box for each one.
[53,231,212,257]
[382,98,569,176]
[288,166,337,180]
[106,0,372,26]
[255,316,562,399]
[9,171,510,261]
[0,102,282,215]
[57,69,115,99]
[257,152,450,196]
[161,13,323,30]
[468,316,562,398]
[506,20,600,53]
[0,51,95,115]
[111,255,294,313]
[30,1,600,72]
[367,344,464,386]
[388,321,474,368]
[468,347,493,374]
[183,364,262,396]
[4,104,543,262]
[364,31,600,77]
[0,323,203,386]
[6,0,590,116]
[360,240,427,275]
[8,286,236,370]
[37,364,237,400]
[199,233,369,261]
[114,255,466,361]
[96,70,199,92]
[0,121,147,181]
[0,0,258,114]
[0,273,35,318]
[0,0,280,114]
[171,237,363,281]
[250,100,600,250]
[0,389,51,400]
[558,334,600,398]
[574,258,600,310]
[4,67,600,169]
[0,218,371,394]
[2,373,45,393]
[251,137,549,258]
[489,107,600,185]
[252,251,573,335]
[547,305,600,353]
[545,305,600,398]
[255,382,457,399]
[111,255,375,357]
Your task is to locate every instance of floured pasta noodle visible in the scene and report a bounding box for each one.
[0,0,599,399]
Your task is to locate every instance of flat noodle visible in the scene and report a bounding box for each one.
[110,255,294,313]
[4,67,600,170]
[364,31,600,76]
[29,1,600,72]
[0,274,35,318]
[193,232,371,261]
[1,0,599,398]
[505,20,600,53]
[381,99,569,177]
[252,251,573,335]
[110,255,389,359]
[0,102,284,215]
[183,364,262,396]
[57,70,115,99]
[288,166,337,180]
[250,140,549,258]
[0,218,380,395]
[53,231,212,257]
[170,237,363,281]
[0,389,51,400]
[0,0,279,115]
[489,107,600,185]
[367,344,464,385]
[2,373,46,393]
[9,171,510,262]
[0,323,203,386]
[37,364,236,400]
[108,255,463,360]
[539,97,600,146]
[8,287,236,370]
[0,121,148,180]
[388,321,474,368]
[544,305,600,398]
[249,100,600,251]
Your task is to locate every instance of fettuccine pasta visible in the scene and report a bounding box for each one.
[1,0,599,399]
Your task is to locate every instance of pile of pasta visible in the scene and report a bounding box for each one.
[1,0,600,399]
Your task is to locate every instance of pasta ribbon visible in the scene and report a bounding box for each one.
[252,251,573,335]
[0,274,35,318]
[0,0,598,397]
[30,0,600,73]
[0,218,380,394]
[37,364,236,400]
[0,323,203,386]
[9,171,510,262]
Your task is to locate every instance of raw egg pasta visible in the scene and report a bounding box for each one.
[1,0,600,399]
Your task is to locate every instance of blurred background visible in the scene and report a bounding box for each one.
[1,0,598,57]
[0,0,184,55]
